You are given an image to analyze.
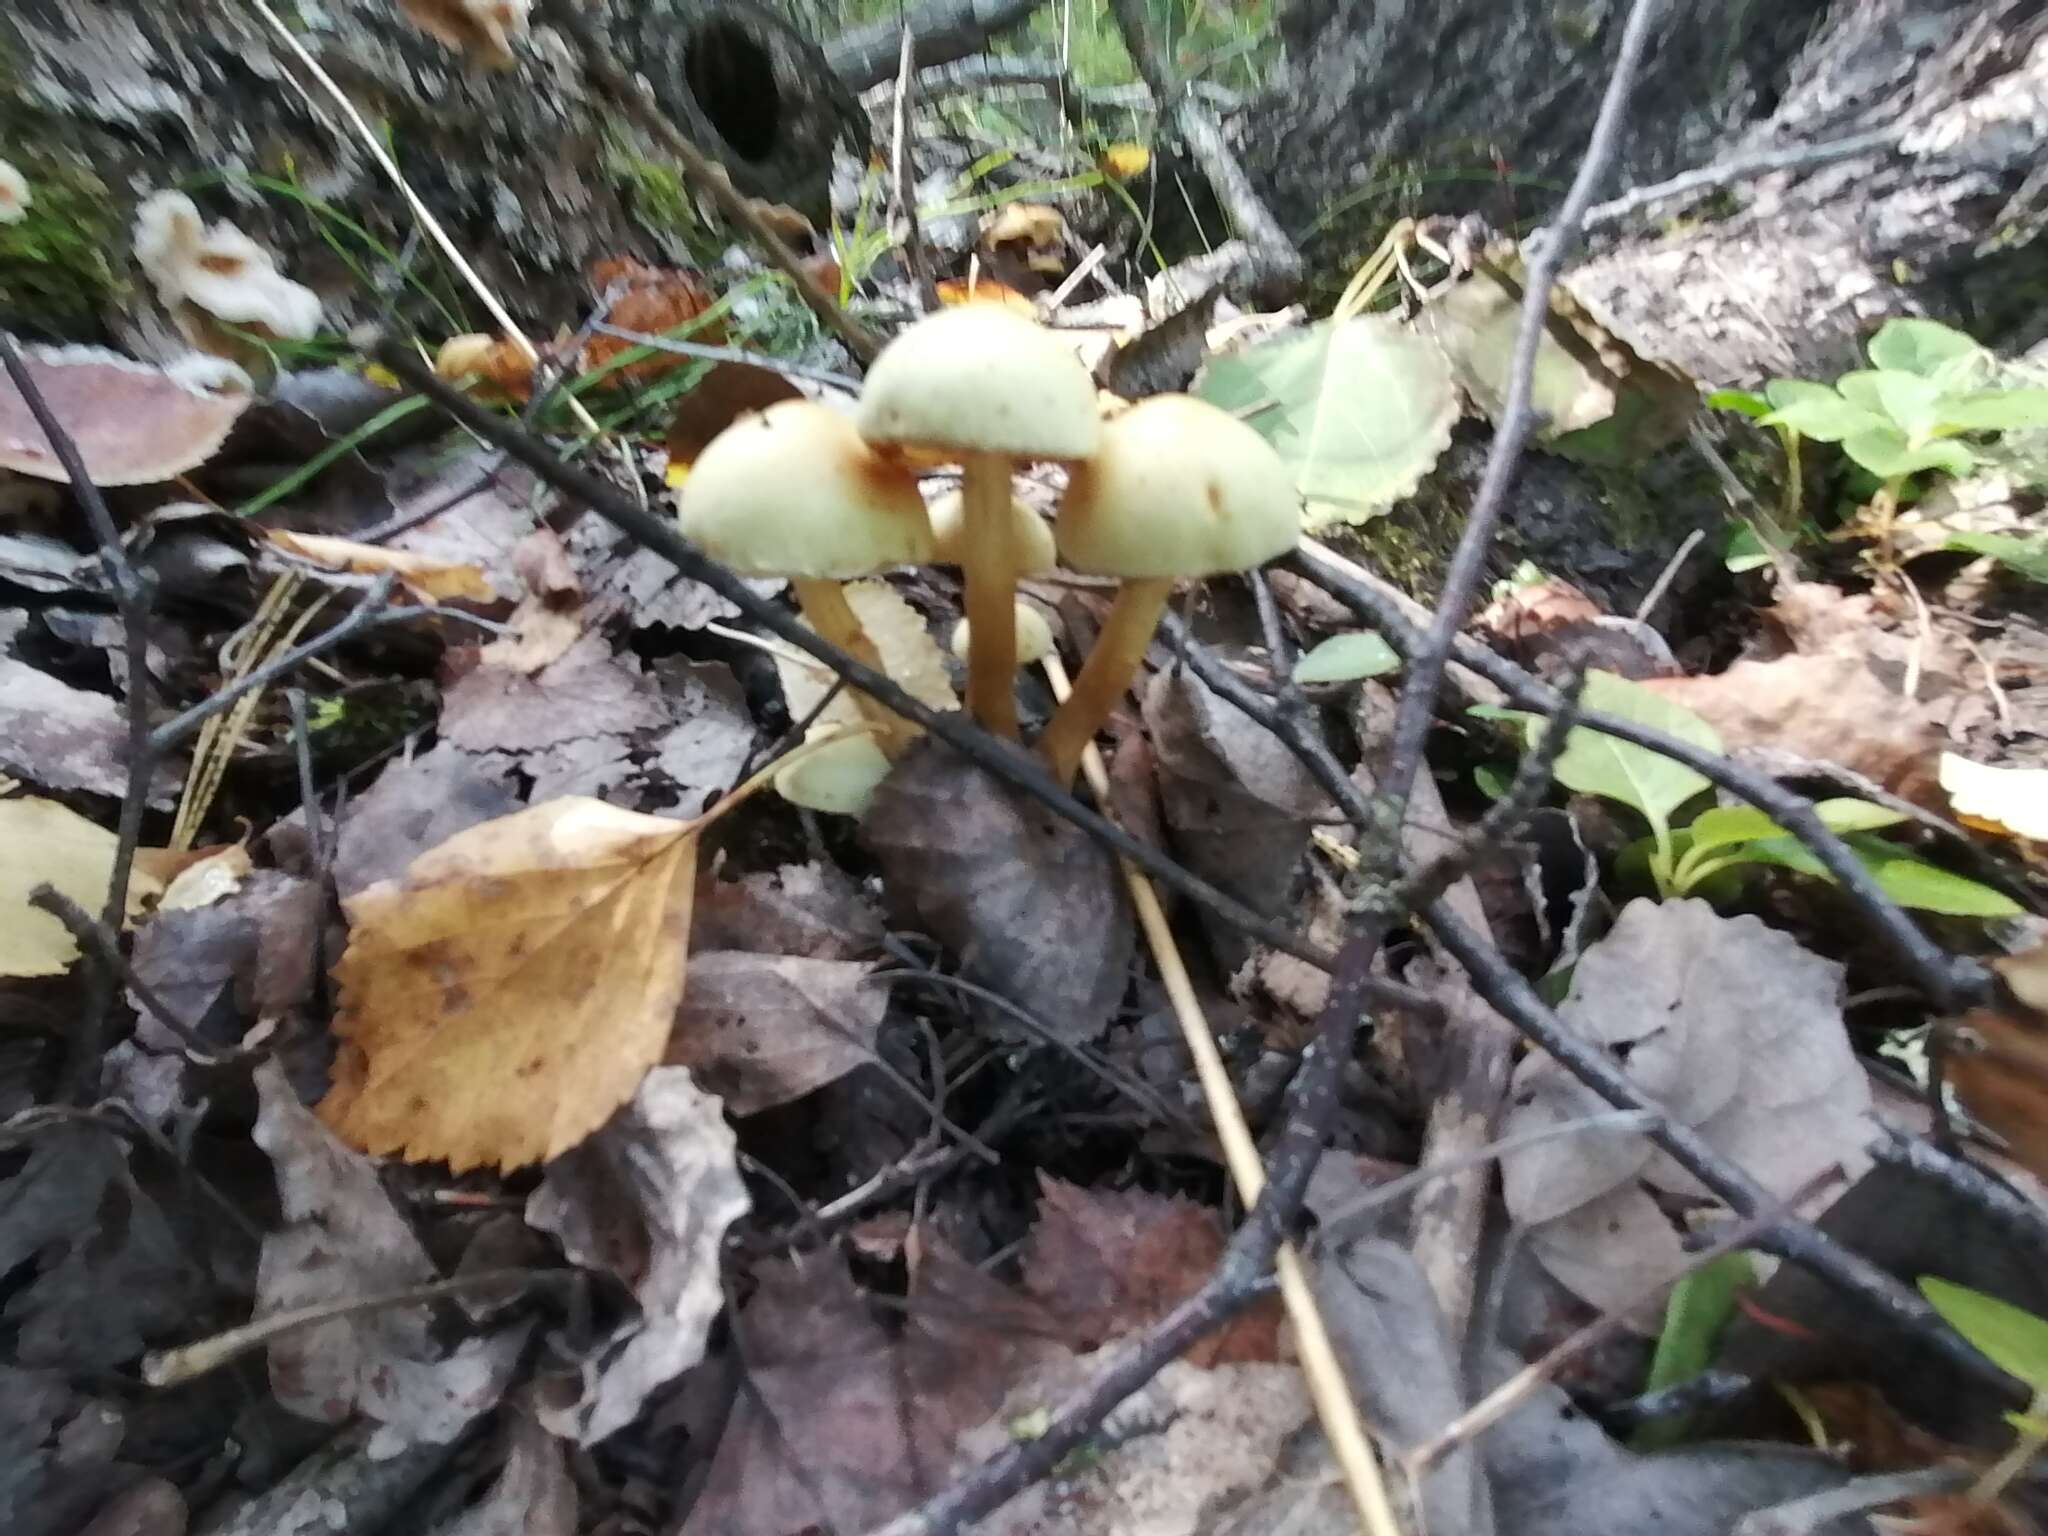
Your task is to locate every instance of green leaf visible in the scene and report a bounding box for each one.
[1536,672,1721,828]
[1815,797,1911,833]
[1474,763,1511,801]
[1759,382,1890,443]
[1835,371,1887,411]
[1706,388,1770,419]
[1194,314,1458,529]
[1867,318,1982,378]
[1935,388,2048,434]
[2005,1410,2048,1438]
[1944,531,2048,582]
[1872,371,1942,440]
[1685,805,1782,857]
[1294,631,1401,684]
[1841,426,1977,479]
[1722,522,1774,573]
[1920,1277,2048,1391]
[1634,1251,1755,1451]
[1742,834,2022,917]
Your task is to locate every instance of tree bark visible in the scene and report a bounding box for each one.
[0,0,859,344]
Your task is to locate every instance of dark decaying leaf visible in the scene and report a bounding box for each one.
[692,859,884,960]
[665,361,802,465]
[429,1401,576,1536]
[679,1244,1062,1536]
[1022,1175,1281,1364]
[0,344,249,485]
[1144,665,1327,975]
[253,1063,527,1455]
[566,513,774,631]
[0,1367,134,1536]
[667,951,887,1116]
[1095,288,1221,400]
[526,1067,749,1445]
[126,870,319,1046]
[649,657,756,812]
[441,631,669,756]
[0,658,178,805]
[862,738,1134,1042]
[332,743,522,898]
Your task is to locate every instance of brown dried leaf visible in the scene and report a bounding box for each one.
[434,1403,576,1536]
[0,798,163,978]
[862,739,1134,1042]
[0,343,248,485]
[665,361,801,466]
[1501,899,1872,1323]
[254,1063,527,1451]
[1642,655,1944,806]
[583,260,719,385]
[321,797,698,1171]
[1022,1176,1281,1364]
[668,952,886,1115]
[332,744,521,898]
[127,870,317,1047]
[680,1244,1061,1536]
[692,860,884,959]
[0,658,177,804]
[527,1067,748,1444]
[265,529,495,603]
[441,631,669,756]
[1946,940,2048,1181]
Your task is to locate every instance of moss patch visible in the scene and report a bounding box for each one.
[605,135,703,251]
[0,155,124,334]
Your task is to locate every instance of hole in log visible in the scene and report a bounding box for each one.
[684,17,784,164]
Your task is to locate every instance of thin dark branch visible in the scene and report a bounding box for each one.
[0,330,159,1101]
[1282,548,1989,1010]
[1580,126,1904,233]
[584,324,861,391]
[370,341,1439,1020]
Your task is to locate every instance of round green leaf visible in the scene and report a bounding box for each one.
[1867,318,1982,378]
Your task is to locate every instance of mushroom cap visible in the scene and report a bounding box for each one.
[1054,395,1299,579]
[950,603,1056,667]
[0,344,251,486]
[133,191,322,341]
[679,400,933,578]
[856,306,1101,463]
[926,487,1056,575]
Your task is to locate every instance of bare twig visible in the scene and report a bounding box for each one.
[370,341,1443,1018]
[540,0,881,364]
[1581,126,1905,233]
[0,329,157,1100]
[890,29,941,313]
[26,889,226,1064]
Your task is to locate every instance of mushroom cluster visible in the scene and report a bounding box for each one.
[676,304,1300,796]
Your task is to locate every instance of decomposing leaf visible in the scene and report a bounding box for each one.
[960,1353,1311,1536]
[1941,753,2048,842]
[583,258,720,384]
[332,743,522,897]
[321,796,698,1171]
[254,1063,527,1452]
[0,343,249,485]
[863,738,1134,1042]
[1501,899,1872,1322]
[127,869,317,1047]
[1424,254,1698,465]
[527,1067,748,1444]
[151,842,253,910]
[665,361,801,467]
[693,859,884,959]
[431,1401,576,1536]
[0,658,177,805]
[0,798,163,978]
[1945,942,2048,1182]
[679,1245,1060,1535]
[1144,666,1328,975]
[668,952,886,1115]
[1095,288,1221,401]
[1195,312,1459,527]
[1023,1176,1281,1364]
[566,511,770,631]
[443,631,669,757]
[264,529,496,603]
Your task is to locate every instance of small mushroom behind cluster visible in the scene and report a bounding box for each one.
[0,160,29,225]
[857,305,1099,740]
[1037,395,1300,787]
[677,400,933,753]
[398,0,531,68]
[949,602,1056,672]
[133,192,322,372]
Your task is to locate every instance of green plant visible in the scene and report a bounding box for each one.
[1712,318,2048,567]
[1919,1278,2048,1502]
[1480,670,2020,917]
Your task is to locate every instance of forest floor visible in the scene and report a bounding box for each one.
[2,2,2048,1535]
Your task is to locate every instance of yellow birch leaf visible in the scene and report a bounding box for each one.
[320,797,698,1172]
[266,529,496,603]
[0,798,164,977]
[1098,142,1151,180]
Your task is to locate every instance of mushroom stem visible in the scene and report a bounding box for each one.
[1036,576,1172,788]
[790,577,910,759]
[959,452,1022,739]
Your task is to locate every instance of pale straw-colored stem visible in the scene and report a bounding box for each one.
[959,453,1022,739]
[1043,652,1404,1536]
[1036,576,1171,787]
[792,578,910,759]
